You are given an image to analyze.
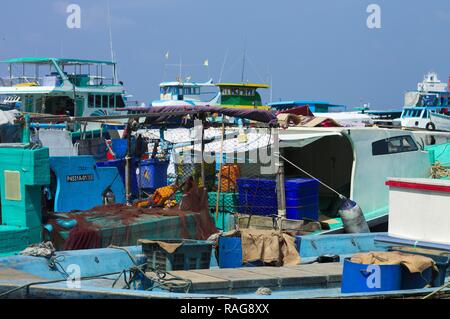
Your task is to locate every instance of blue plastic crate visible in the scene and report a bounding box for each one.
[341,258,402,293]
[285,178,319,193]
[286,203,319,221]
[141,239,212,271]
[236,178,278,216]
[341,258,435,293]
[284,178,319,221]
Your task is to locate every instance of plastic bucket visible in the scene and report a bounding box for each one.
[341,258,402,293]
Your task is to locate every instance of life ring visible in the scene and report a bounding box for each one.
[426,122,436,131]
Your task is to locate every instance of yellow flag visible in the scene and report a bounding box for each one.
[203,59,209,67]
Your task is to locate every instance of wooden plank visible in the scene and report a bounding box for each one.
[192,268,279,289]
[287,262,343,283]
[239,266,328,288]
[148,270,230,292]
[236,214,307,232]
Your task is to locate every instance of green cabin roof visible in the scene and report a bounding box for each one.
[216,83,270,89]
[1,57,115,65]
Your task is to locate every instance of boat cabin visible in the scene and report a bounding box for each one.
[0,57,126,117]
[216,83,270,109]
[152,79,218,107]
[159,80,215,101]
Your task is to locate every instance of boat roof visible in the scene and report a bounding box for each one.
[269,100,345,107]
[215,83,270,89]
[269,100,347,111]
[366,109,403,115]
[160,80,215,88]
[0,57,115,65]
[403,106,448,110]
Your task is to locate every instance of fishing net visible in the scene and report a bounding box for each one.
[47,198,218,251]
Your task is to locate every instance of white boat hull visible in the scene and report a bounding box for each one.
[430,112,450,131]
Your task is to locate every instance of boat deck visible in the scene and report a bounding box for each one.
[146,263,343,294]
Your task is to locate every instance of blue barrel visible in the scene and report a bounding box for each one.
[218,237,243,268]
[138,159,169,192]
[236,178,278,216]
[341,258,402,293]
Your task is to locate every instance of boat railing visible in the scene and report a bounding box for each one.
[0,76,45,87]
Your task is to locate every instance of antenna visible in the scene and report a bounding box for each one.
[179,56,182,82]
[218,48,229,83]
[270,74,273,103]
[241,38,247,83]
[107,0,118,82]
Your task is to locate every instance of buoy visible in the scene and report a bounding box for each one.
[338,198,370,233]
[56,219,78,230]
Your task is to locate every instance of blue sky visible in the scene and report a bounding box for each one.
[0,0,449,109]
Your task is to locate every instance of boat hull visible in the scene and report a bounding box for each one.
[430,112,450,131]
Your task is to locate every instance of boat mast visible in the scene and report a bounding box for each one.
[241,40,247,83]
[107,0,118,83]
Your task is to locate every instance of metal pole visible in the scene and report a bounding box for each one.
[274,127,286,218]
[125,122,132,206]
[215,121,226,220]
[277,158,286,218]
[200,120,206,189]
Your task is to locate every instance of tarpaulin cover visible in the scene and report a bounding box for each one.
[278,105,313,117]
[223,229,301,266]
[350,251,437,273]
[137,106,278,125]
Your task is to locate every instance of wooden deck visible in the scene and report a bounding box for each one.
[146,262,343,293]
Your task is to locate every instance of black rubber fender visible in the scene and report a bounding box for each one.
[426,122,436,131]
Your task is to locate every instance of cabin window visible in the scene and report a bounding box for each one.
[102,95,109,108]
[221,88,231,96]
[95,95,102,108]
[108,95,116,108]
[372,135,418,156]
[115,95,125,108]
[88,94,95,108]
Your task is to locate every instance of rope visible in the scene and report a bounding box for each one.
[275,152,346,199]
[430,162,450,179]
[0,271,124,299]
[108,245,192,293]
[422,281,450,299]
